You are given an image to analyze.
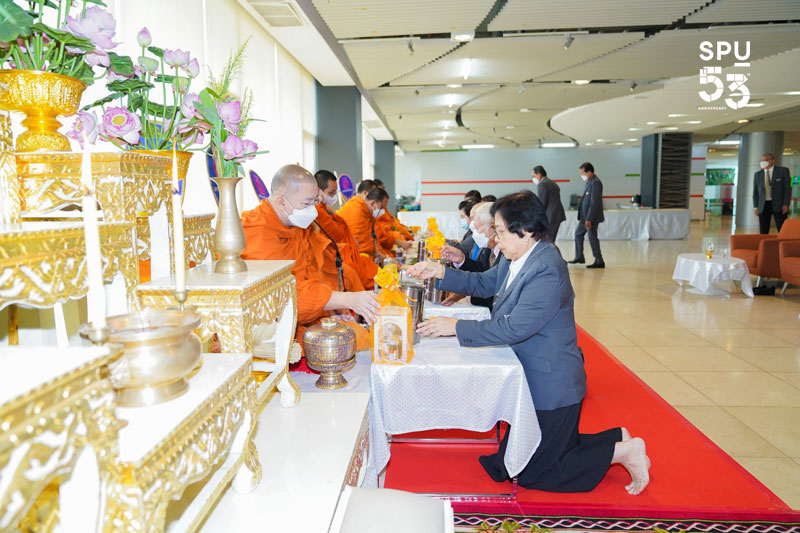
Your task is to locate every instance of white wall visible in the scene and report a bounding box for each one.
[395,147,642,212]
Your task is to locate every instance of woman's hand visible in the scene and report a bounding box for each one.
[441,293,464,307]
[441,244,465,264]
[417,317,458,337]
[405,260,445,280]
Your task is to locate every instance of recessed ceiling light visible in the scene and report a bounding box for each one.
[664,126,679,130]
[506,125,515,129]
[780,91,800,95]
[447,83,462,88]
[542,142,576,148]
[717,140,740,145]
[625,138,637,142]
[462,58,472,81]
[520,108,532,113]
[451,30,475,43]
[462,144,494,149]
[668,113,688,118]
[614,142,624,145]
[585,142,593,146]
[573,79,590,85]
[646,121,659,125]
[628,127,643,131]
[596,138,606,142]
[685,120,702,124]
[736,119,749,124]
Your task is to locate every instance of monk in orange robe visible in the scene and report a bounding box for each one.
[241,164,379,356]
[337,180,380,257]
[373,178,413,240]
[314,169,378,289]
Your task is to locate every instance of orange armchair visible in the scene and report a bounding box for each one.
[779,240,800,294]
[731,219,800,280]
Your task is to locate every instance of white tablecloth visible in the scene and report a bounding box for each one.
[365,337,540,487]
[398,211,463,240]
[423,301,492,321]
[672,253,754,297]
[556,208,690,241]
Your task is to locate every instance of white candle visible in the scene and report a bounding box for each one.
[172,148,186,295]
[80,144,106,329]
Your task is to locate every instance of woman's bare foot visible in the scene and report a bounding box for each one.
[612,437,650,495]
[620,427,631,441]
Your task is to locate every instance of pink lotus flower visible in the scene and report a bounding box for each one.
[183,57,200,78]
[217,100,241,133]
[67,6,118,51]
[100,107,141,146]
[163,49,190,67]
[68,111,99,148]
[85,49,109,68]
[137,27,152,47]
[180,92,202,119]
[240,139,258,162]
[221,134,258,162]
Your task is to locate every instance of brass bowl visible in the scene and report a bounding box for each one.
[303,318,356,389]
[0,70,87,152]
[80,309,202,407]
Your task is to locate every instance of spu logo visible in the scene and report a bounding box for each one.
[698,41,751,110]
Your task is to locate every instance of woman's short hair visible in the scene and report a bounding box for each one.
[490,190,549,241]
[458,199,475,216]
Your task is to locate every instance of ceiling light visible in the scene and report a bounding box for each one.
[520,108,532,112]
[668,113,687,118]
[717,140,740,145]
[686,120,701,124]
[664,126,679,130]
[646,121,659,125]
[596,138,606,142]
[506,125,515,129]
[451,31,474,43]
[573,79,590,85]
[462,144,494,149]
[736,119,749,124]
[438,141,445,147]
[542,142,576,148]
[462,58,472,81]
[744,102,764,107]
[447,83,462,88]
[518,83,526,94]
[447,94,456,108]
[585,142,593,146]
[407,38,414,56]
[614,142,624,145]
[629,127,642,131]
[625,138,637,142]
[564,33,574,50]
[779,91,800,95]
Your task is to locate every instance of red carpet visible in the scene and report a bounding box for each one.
[384,326,800,530]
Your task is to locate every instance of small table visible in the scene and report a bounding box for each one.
[672,253,754,297]
[366,337,540,488]
[423,301,491,321]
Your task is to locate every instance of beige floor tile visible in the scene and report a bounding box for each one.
[678,372,800,407]
[733,458,800,509]
[607,346,669,371]
[690,329,794,350]
[725,347,800,373]
[676,406,785,458]
[581,327,634,347]
[761,329,800,346]
[635,371,714,406]
[643,346,759,372]
[725,407,800,457]
[773,373,800,390]
[617,327,714,347]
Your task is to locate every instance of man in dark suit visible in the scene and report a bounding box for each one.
[568,162,605,268]
[753,153,792,234]
[532,165,566,243]
[456,199,477,258]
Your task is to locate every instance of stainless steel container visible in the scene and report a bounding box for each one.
[424,277,446,303]
[398,282,425,344]
[416,241,427,263]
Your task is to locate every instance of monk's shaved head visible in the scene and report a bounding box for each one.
[271,164,315,195]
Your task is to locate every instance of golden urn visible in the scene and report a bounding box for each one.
[302,318,356,389]
[0,70,86,152]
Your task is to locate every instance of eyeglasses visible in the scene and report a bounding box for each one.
[288,196,321,210]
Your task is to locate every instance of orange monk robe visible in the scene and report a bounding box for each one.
[337,196,377,255]
[315,204,378,289]
[374,211,403,256]
[393,213,413,240]
[241,200,369,351]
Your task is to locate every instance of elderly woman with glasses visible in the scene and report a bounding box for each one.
[407,190,650,495]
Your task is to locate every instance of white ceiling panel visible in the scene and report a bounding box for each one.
[538,24,800,82]
[391,33,644,86]
[311,0,494,39]
[686,0,800,23]
[344,39,457,89]
[370,85,497,114]
[488,0,707,31]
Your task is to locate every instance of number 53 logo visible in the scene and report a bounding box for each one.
[699,66,750,110]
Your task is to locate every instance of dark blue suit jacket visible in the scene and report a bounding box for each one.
[437,241,586,411]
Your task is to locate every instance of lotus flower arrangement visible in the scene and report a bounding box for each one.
[0,0,131,84]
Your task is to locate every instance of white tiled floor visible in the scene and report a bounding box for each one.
[561,216,800,509]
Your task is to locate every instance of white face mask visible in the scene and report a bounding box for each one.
[285,202,318,229]
[372,207,385,218]
[760,160,770,169]
[469,221,477,234]
[580,174,588,182]
[473,229,490,249]
[532,177,541,186]
[323,193,337,205]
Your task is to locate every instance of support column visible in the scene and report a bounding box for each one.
[374,140,396,212]
[736,132,784,230]
[315,83,362,183]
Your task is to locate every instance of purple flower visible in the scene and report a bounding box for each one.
[85,49,109,68]
[67,6,118,51]
[180,92,202,119]
[217,100,241,133]
[240,139,258,161]
[163,49,190,68]
[183,57,200,78]
[221,134,244,161]
[67,111,98,148]
[100,107,141,146]
[137,27,152,47]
